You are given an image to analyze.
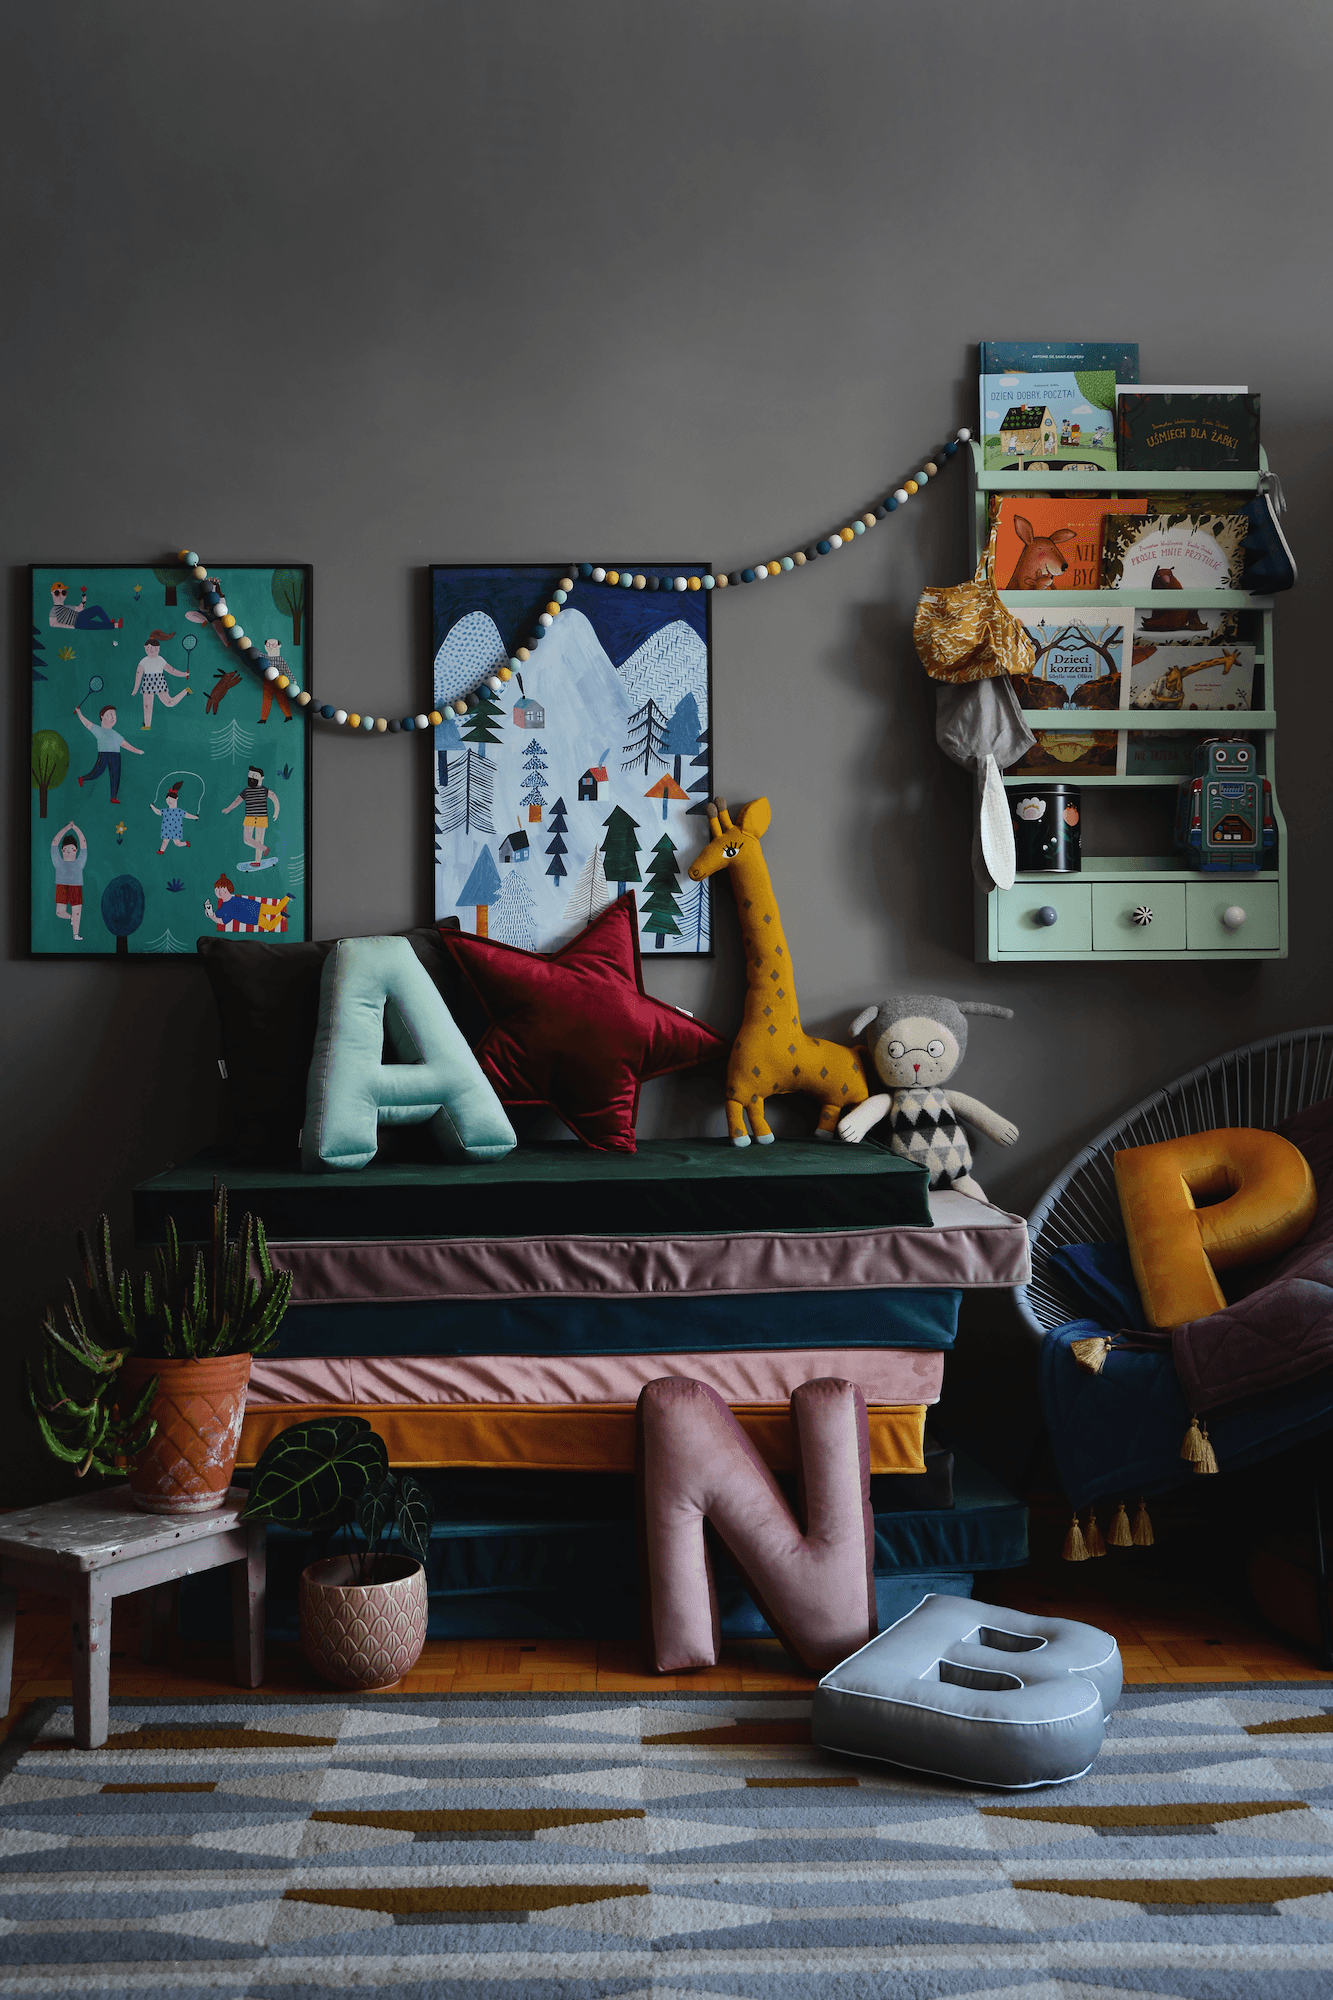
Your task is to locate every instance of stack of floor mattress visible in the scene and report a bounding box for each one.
[133,1139,1032,1479]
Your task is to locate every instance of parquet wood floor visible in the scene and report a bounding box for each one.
[3,1552,1328,1747]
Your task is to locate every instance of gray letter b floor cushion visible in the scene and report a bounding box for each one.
[812,1592,1122,1788]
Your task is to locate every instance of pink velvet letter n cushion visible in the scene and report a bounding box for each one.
[635,1377,877,1676]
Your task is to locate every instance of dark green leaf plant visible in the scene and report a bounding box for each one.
[243,1415,434,1583]
[26,1181,292,1478]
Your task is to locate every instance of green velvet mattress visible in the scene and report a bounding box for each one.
[134,1138,931,1242]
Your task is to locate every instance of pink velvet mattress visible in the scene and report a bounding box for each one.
[246,1346,945,1412]
[271,1190,1030,1304]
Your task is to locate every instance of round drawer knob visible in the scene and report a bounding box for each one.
[1222,904,1246,931]
[1035,905,1059,928]
[1132,905,1153,926]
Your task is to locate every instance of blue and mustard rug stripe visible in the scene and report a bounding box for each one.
[2,1685,1333,1991]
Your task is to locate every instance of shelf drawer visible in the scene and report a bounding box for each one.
[997,882,1091,952]
[1186,880,1281,951]
[1092,883,1187,951]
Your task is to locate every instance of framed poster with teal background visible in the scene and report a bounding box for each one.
[28,564,312,958]
[431,564,713,957]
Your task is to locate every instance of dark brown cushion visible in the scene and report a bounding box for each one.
[197,922,462,1165]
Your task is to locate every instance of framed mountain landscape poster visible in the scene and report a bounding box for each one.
[431,565,713,956]
[28,563,311,957]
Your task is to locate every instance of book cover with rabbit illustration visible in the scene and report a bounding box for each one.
[989,496,1152,592]
[980,342,1138,472]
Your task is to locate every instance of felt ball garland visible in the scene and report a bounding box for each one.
[176,427,968,735]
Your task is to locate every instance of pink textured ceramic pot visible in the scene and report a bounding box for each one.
[298,1555,429,1692]
[119,1353,251,1515]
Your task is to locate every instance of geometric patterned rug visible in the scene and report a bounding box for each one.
[3,1687,1333,1996]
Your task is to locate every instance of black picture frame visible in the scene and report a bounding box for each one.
[27,562,313,958]
[428,562,714,956]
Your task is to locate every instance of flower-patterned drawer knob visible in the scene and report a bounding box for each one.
[1132,905,1154,927]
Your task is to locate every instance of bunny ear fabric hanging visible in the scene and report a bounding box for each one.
[935,678,1033,893]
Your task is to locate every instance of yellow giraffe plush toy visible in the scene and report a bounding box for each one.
[688,797,869,1146]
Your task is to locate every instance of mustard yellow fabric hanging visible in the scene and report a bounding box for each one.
[913,528,1036,684]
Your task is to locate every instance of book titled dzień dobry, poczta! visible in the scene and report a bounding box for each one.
[979,341,1139,474]
[1117,392,1260,471]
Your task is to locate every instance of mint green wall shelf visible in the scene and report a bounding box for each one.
[968,443,1287,963]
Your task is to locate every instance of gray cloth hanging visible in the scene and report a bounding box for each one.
[935,676,1036,893]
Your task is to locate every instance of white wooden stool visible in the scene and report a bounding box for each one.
[0,1486,264,1748]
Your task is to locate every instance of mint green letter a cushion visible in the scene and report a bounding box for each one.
[303,936,516,1171]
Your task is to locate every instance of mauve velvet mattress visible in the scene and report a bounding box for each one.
[245,1346,945,1412]
[269,1189,1029,1302]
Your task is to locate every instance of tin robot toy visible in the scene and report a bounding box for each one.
[1174,736,1277,873]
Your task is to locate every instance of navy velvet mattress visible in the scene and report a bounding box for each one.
[270,1285,961,1356]
[182,1448,1026,1645]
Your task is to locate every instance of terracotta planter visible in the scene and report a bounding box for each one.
[119,1352,251,1515]
[298,1555,428,1692]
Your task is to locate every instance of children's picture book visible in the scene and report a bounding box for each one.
[28,564,311,957]
[1004,607,1129,778]
[1127,639,1256,712]
[980,341,1139,473]
[1004,728,1119,780]
[1102,508,1248,591]
[1013,609,1131,709]
[1117,392,1260,471]
[989,495,1153,592]
[1121,634,1257,776]
[431,565,713,957]
[1131,598,1239,643]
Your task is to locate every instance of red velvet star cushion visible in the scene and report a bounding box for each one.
[439,894,727,1152]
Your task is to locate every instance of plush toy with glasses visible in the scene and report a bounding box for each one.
[837,993,1018,1201]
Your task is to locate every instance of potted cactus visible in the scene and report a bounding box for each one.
[243,1416,432,1691]
[27,1181,291,1515]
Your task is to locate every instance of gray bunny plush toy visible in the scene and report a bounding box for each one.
[836,993,1018,1202]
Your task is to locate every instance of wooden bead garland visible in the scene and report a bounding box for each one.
[176,427,967,736]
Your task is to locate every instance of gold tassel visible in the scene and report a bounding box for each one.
[1062,1513,1090,1562]
[1132,1499,1155,1546]
[1181,1417,1207,1465]
[1109,1502,1133,1548]
[1195,1423,1219,1475]
[1085,1511,1107,1558]
[1070,1335,1112,1375]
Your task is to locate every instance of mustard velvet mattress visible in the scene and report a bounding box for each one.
[237,1400,929,1474]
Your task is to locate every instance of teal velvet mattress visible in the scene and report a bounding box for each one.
[133,1138,932,1242]
[270,1286,960,1355]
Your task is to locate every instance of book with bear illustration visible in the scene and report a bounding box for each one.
[1102,508,1249,592]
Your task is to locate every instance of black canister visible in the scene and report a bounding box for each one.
[1011,784,1081,872]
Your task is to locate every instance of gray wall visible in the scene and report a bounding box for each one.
[4,0,1330,1500]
